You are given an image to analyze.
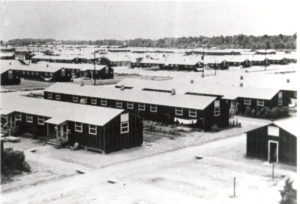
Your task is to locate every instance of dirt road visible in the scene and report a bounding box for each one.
[1,135,296,204]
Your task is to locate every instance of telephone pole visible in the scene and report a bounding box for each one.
[202,47,205,78]
[265,48,267,71]
[93,52,96,85]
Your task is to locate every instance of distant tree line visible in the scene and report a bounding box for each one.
[5,34,297,49]
[4,38,55,47]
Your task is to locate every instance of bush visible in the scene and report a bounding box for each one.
[260,107,271,118]
[144,121,179,135]
[244,106,252,116]
[211,124,220,132]
[250,109,256,117]
[1,148,31,176]
[243,106,289,119]
[280,178,297,204]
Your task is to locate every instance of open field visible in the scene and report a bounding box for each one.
[1,62,297,93]
[114,63,298,90]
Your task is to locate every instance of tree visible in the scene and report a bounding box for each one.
[280,178,297,204]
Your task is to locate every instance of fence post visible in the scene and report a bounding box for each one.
[272,163,275,180]
[233,177,236,197]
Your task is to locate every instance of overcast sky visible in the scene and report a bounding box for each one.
[0,1,297,41]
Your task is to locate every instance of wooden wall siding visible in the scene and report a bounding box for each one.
[18,69,73,82]
[81,67,114,79]
[236,92,286,113]
[282,90,297,101]
[1,70,21,85]
[4,110,143,153]
[247,125,297,166]
[10,112,49,137]
[278,128,297,165]
[67,121,105,151]
[103,112,143,153]
[203,100,229,130]
[246,126,269,160]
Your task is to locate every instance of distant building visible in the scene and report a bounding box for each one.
[0,67,21,85]
[0,52,15,60]
[0,61,114,82]
[115,79,294,116]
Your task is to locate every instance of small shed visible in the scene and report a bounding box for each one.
[246,117,298,166]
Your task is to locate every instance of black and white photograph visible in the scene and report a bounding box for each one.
[0,1,298,203]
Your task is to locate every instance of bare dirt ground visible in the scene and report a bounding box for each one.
[114,64,297,90]
[1,133,296,204]
[1,117,296,204]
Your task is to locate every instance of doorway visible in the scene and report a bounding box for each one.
[268,140,279,163]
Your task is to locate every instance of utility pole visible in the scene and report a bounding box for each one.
[265,48,267,71]
[214,56,217,76]
[93,52,96,85]
[202,47,205,78]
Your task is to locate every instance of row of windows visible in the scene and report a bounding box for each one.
[175,108,197,117]
[21,71,53,77]
[244,99,264,107]
[74,123,97,135]
[48,93,201,118]
[15,113,45,125]
[74,113,129,134]
[14,113,126,135]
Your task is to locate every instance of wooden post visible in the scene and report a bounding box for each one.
[93,52,96,85]
[272,163,275,180]
[233,177,236,197]
[46,123,49,144]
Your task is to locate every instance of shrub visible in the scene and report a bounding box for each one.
[250,109,256,117]
[260,107,271,118]
[280,178,297,204]
[278,106,289,118]
[256,110,261,117]
[1,148,31,176]
[211,124,220,132]
[244,106,252,116]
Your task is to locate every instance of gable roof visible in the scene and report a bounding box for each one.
[37,62,108,71]
[116,78,280,100]
[45,83,217,110]
[273,117,299,137]
[1,94,124,126]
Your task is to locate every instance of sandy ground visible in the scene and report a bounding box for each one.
[1,134,296,204]
[1,116,296,204]
[114,64,298,90]
[1,63,297,93]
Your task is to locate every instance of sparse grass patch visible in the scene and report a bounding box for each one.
[143,121,183,142]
